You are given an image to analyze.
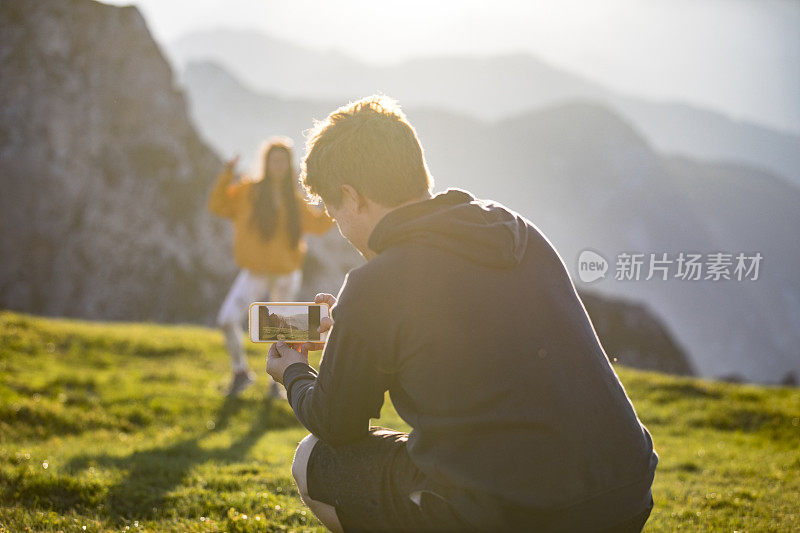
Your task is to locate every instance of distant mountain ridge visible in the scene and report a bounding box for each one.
[168,29,800,187]
[284,312,309,330]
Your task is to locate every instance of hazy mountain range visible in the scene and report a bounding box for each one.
[179,61,800,384]
[168,29,800,187]
[284,312,309,331]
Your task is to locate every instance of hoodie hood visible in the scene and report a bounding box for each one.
[367,188,529,268]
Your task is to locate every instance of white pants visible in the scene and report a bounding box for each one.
[217,268,302,372]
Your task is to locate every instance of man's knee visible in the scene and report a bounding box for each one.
[291,434,343,533]
[292,433,319,496]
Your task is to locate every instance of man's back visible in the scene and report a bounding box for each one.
[277,94,656,532]
[327,188,658,530]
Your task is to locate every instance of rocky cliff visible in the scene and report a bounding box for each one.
[580,291,694,375]
[0,0,237,323]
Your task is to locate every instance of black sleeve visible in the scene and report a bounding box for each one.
[283,281,394,446]
[283,362,318,405]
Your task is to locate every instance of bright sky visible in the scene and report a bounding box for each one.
[101,0,800,133]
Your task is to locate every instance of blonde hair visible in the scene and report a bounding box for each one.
[300,94,434,208]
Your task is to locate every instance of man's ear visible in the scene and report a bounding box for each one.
[341,184,368,213]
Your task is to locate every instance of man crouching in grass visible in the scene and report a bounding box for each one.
[266,94,658,532]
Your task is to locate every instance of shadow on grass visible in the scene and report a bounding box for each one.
[59,395,299,521]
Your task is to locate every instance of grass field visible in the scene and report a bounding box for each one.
[260,327,310,342]
[0,310,798,532]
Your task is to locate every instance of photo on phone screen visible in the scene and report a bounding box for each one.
[257,305,320,341]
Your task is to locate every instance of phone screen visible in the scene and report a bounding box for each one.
[257,304,321,341]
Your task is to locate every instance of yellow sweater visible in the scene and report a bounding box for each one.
[207,168,335,274]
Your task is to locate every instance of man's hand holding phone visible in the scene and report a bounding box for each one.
[266,293,335,385]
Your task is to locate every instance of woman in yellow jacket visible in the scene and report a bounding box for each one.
[208,137,334,397]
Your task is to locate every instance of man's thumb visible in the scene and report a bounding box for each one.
[275,341,294,356]
[267,342,280,359]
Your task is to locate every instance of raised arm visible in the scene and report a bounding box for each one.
[208,156,241,219]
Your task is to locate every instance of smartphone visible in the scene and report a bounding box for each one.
[248,302,330,343]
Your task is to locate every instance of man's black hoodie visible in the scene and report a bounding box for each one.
[283,188,658,531]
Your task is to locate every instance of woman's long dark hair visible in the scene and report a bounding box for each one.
[250,140,302,249]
